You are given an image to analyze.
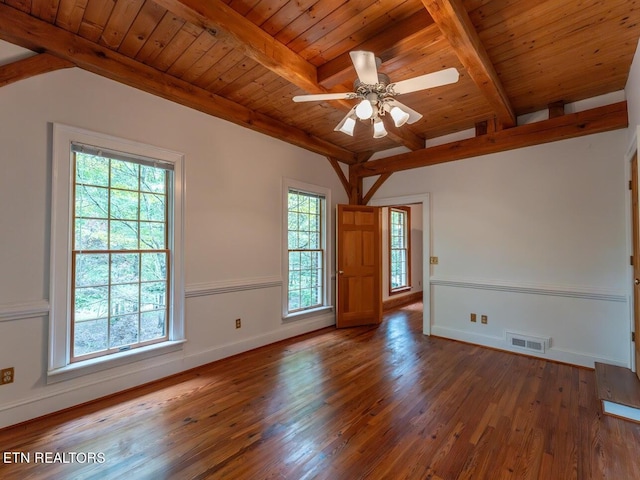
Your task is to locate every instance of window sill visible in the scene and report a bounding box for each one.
[47,340,186,384]
[282,305,334,323]
[389,286,412,296]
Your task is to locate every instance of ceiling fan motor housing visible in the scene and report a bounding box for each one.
[354,73,393,121]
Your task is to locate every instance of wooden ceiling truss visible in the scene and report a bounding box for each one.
[0,0,636,204]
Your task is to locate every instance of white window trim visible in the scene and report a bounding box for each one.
[282,178,332,320]
[49,123,185,383]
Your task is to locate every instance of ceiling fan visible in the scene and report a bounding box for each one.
[292,51,459,138]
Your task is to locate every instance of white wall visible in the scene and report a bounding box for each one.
[380,204,423,302]
[0,42,347,428]
[371,129,630,368]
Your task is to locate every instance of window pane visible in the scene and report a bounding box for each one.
[288,291,300,311]
[74,318,108,356]
[288,192,299,211]
[141,252,167,281]
[299,194,309,213]
[110,314,139,347]
[140,165,166,194]
[289,270,300,290]
[75,185,108,219]
[75,286,109,321]
[111,283,139,316]
[140,193,165,221]
[140,310,166,342]
[75,218,108,250]
[140,222,165,250]
[297,231,311,249]
[141,281,167,311]
[75,254,109,287]
[111,253,140,285]
[111,159,139,190]
[76,153,109,187]
[288,212,298,240]
[110,189,139,220]
[110,220,139,250]
[289,251,301,271]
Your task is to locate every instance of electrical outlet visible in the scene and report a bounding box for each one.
[430,256,439,265]
[235,318,241,329]
[481,315,488,324]
[1,367,14,385]
[470,313,477,322]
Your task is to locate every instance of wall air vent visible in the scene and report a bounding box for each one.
[506,332,551,354]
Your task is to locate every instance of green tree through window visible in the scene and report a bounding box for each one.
[390,207,410,291]
[72,148,170,361]
[287,189,324,313]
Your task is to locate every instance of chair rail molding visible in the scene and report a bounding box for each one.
[185,276,283,298]
[430,275,627,303]
[0,300,50,322]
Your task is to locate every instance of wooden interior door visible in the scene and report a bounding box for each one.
[632,152,640,381]
[336,204,382,328]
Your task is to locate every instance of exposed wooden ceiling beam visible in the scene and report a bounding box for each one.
[385,123,424,151]
[154,0,424,152]
[0,3,356,163]
[154,0,322,94]
[353,101,627,177]
[421,0,516,128]
[326,157,350,196]
[0,53,73,88]
[362,173,393,205]
[317,10,438,87]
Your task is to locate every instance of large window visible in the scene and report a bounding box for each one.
[72,146,170,361]
[283,180,331,318]
[50,125,184,381]
[389,207,411,293]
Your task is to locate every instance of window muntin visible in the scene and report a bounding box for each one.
[389,207,411,292]
[71,147,171,361]
[287,189,325,313]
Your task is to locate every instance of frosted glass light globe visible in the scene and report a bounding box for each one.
[355,99,374,120]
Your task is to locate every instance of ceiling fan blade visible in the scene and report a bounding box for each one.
[350,51,379,85]
[387,99,423,124]
[391,67,459,95]
[292,92,354,102]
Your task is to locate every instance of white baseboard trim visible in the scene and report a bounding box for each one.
[0,300,50,322]
[430,325,627,369]
[430,276,627,303]
[185,276,282,298]
[0,311,334,429]
[183,312,335,370]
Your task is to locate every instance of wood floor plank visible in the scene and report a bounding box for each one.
[0,302,639,479]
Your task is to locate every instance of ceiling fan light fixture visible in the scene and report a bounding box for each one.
[338,115,357,136]
[390,105,410,127]
[373,117,387,138]
[355,98,374,120]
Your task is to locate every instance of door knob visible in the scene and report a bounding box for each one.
[339,270,344,275]
[635,278,639,285]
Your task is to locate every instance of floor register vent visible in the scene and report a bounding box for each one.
[506,332,551,354]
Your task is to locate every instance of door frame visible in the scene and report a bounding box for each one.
[369,193,431,335]
[626,126,640,373]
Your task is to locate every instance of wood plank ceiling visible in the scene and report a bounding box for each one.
[0,0,638,200]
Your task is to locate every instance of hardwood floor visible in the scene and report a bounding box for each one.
[1,302,640,479]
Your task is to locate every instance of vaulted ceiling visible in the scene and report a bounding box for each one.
[0,0,638,201]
